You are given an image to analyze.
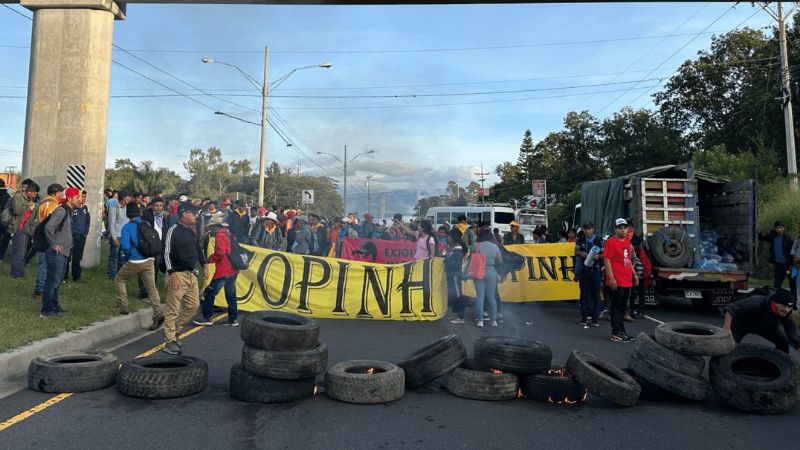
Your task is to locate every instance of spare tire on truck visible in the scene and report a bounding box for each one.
[648,226,693,268]
[709,344,800,414]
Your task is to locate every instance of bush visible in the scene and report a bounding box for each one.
[755,177,800,279]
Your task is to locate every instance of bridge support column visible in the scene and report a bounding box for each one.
[20,0,124,267]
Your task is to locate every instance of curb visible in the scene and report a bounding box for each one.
[0,309,153,386]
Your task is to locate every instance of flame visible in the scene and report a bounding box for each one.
[366,367,375,375]
[313,386,318,395]
[546,389,588,405]
[548,368,568,377]
[517,388,525,398]
[489,368,503,374]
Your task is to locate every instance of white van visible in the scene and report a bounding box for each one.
[515,208,548,237]
[425,205,517,234]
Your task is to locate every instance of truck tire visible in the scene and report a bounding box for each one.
[118,356,208,399]
[446,367,519,401]
[709,344,800,414]
[633,333,705,377]
[474,336,552,375]
[28,351,119,393]
[396,335,466,388]
[240,311,319,351]
[648,226,693,268]
[628,352,709,401]
[519,367,586,403]
[565,350,640,407]
[325,360,405,404]
[655,321,735,356]
[229,364,316,404]
[241,342,328,380]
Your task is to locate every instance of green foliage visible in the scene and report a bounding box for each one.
[104,159,183,194]
[263,162,343,217]
[692,144,780,184]
[546,188,582,231]
[183,147,251,198]
[416,180,482,217]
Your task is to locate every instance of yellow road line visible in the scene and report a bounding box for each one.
[0,313,229,433]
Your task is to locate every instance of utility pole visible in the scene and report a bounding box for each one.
[778,2,799,189]
[258,46,269,207]
[343,145,348,214]
[366,173,373,213]
[475,164,489,204]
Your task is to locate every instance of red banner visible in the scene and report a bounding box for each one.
[340,238,417,264]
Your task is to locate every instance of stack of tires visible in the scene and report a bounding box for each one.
[628,322,733,402]
[230,311,327,404]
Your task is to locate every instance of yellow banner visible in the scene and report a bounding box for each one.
[464,243,580,302]
[208,241,447,320]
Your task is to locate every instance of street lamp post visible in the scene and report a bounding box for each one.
[317,146,375,215]
[202,51,331,206]
[366,173,373,213]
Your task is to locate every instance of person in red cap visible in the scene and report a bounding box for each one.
[360,213,376,239]
[40,187,80,317]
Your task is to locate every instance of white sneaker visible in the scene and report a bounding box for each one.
[450,318,465,324]
[476,320,484,328]
[483,311,489,319]
[490,321,498,327]
[193,319,213,326]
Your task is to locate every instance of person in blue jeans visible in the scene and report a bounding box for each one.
[575,221,604,327]
[41,188,80,317]
[473,228,503,327]
[759,221,794,289]
[194,213,239,327]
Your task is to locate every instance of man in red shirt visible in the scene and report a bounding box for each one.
[604,218,639,342]
[194,212,239,327]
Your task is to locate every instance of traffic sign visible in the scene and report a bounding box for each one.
[302,189,314,204]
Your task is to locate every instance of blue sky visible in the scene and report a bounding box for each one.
[0,2,778,203]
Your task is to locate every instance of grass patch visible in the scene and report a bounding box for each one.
[0,244,166,353]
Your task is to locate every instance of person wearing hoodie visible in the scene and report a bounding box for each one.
[292,215,312,255]
[113,202,163,330]
[40,187,79,317]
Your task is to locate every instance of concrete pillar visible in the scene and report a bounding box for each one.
[20,0,124,267]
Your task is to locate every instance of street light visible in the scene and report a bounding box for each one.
[317,145,376,215]
[202,49,332,207]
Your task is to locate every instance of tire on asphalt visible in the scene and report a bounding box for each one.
[519,367,587,403]
[28,351,119,393]
[628,352,709,401]
[241,342,328,380]
[648,226,693,268]
[633,332,705,377]
[473,336,552,375]
[240,311,319,351]
[709,343,800,414]
[622,368,674,402]
[446,367,519,401]
[117,355,208,399]
[325,360,405,404]
[654,321,735,356]
[229,364,316,404]
[396,334,467,388]
[565,350,640,407]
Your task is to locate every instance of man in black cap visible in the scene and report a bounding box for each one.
[723,288,799,353]
[759,221,793,289]
[575,220,603,327]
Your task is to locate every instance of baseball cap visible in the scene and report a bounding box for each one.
[178,195,189,202]
[769,289,796,307]
[64,187,80,200]
[177,202,200,215]
[615,218,628,227]
[582,221,594,229]
[364,213,374,220]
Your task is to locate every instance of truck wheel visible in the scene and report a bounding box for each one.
[648,226,693,268]
[710,344,800,414]
[396,334,466,388]
[446,367,519,401]
[655,322,735,356]
[565,350,640,407]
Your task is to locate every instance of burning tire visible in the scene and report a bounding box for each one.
[242,342,328,380]
[654,322,735,356]
[709,344,800,414]
[396,335,466,388]
[519,367,587,404]
[648,226,692,268]
[229,364,316,404]
[325,360,405,404]
[628,352,709,401]
[28,351,119,393]
[240,311,319,351]
[117,356,208,399]
[473,336,552,375]
[446,367,519,401]
[566,350,640,407]
[633,333,705,377]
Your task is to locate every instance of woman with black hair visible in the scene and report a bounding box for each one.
[473,228,503,327]
[396,219,438,259]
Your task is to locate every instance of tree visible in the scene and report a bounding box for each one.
[516,129,535,183]
[104,159,183,194]
[183,147,240,198]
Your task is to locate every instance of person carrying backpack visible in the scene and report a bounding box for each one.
[113,202,163,330]
[40,187,80,317]
[31,183,63,300]
[194,212,239,327]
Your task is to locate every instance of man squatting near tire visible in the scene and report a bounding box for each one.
[723,288,800,353]
[163,202,208,355]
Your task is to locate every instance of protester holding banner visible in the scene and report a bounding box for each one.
[473,228,503,327]
[394,220,438,259]
[195,212,239,327]
[575,221,603,327]
[603,218,638,343]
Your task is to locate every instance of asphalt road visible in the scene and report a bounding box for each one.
[1,299,797,450]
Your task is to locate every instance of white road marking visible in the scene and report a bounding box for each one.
[644,315,664,324]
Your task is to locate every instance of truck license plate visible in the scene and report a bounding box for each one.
[684,289,703,299]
